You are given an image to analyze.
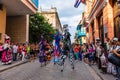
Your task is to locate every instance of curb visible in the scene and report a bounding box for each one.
[85,63,103,80]
[90,66,104,80]
[0,60,30,73]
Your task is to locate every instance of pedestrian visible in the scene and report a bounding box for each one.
[73,43,80,60]
[88,44,94,65]
[107,41,117,75]
[96,43,102,69]
[78,44,82,61]
[21,43,27,61]
[30,48,35,61]
[112,40,120,80]
[35,43,39,57]
[26,43,31,59]
[83,43,89,64]
[12,43,18,61]
[100,45,108,73]
[17,43,22,60]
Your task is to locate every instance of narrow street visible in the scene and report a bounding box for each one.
[0,59,101,80]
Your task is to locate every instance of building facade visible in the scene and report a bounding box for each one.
[84,0,120,44]
[39,7,63,33]
[75,20,86,44]
[0,0,38,43]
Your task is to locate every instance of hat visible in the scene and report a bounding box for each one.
[113,37,118,41]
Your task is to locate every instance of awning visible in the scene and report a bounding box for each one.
[0,0,38,16]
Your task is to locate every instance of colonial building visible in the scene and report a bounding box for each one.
[0,0,38,43]
[39,7,63,33]
[84,0,120,44]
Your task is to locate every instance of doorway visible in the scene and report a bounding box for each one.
[98,13,104,45]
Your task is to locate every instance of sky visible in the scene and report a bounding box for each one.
[39,0,85,42]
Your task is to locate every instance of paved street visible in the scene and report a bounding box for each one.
[0,59,101,80]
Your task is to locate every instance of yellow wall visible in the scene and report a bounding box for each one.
[0,5,6,43]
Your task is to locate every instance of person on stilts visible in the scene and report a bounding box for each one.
[39,33,47,67]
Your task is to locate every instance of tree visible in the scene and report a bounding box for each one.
[29,13,55,43]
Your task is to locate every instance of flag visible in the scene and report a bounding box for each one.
[74,0,82,8]
[82,0,86,4]
[82,0,85,3]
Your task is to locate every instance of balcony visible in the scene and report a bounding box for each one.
[76,25,86,38]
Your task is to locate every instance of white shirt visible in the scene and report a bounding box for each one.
[12,45,18,53]
[115,46,120,51]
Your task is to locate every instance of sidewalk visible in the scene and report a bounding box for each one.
[91,64,116,80]
[0,60,30,72]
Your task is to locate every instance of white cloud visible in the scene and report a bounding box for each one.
[60,15,82,27]
[39,0,85,42]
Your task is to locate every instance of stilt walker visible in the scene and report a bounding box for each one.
[39,33,47,67]
[60,25,75,72]
[54,27,74,72]
[53,30,61,64]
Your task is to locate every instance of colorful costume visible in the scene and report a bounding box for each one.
[53,31,61,63]
[62,29,74,71]
[39,34,47,66]
[2,34,12,64]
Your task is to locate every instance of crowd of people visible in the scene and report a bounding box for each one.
[0,33,120,79]
[72,37,120,80]
[0,42,54,64]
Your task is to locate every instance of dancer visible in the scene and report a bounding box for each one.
[2,34,12,64]
[39,33,47,67]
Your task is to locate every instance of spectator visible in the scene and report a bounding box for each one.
[21,43,27,61]
[73,43,80,60]
[113,40,120,80]
[12,43,18,61]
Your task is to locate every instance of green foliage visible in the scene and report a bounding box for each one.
[29,13,55,43]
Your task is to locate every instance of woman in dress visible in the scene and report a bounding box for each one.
[2,34,12,64]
